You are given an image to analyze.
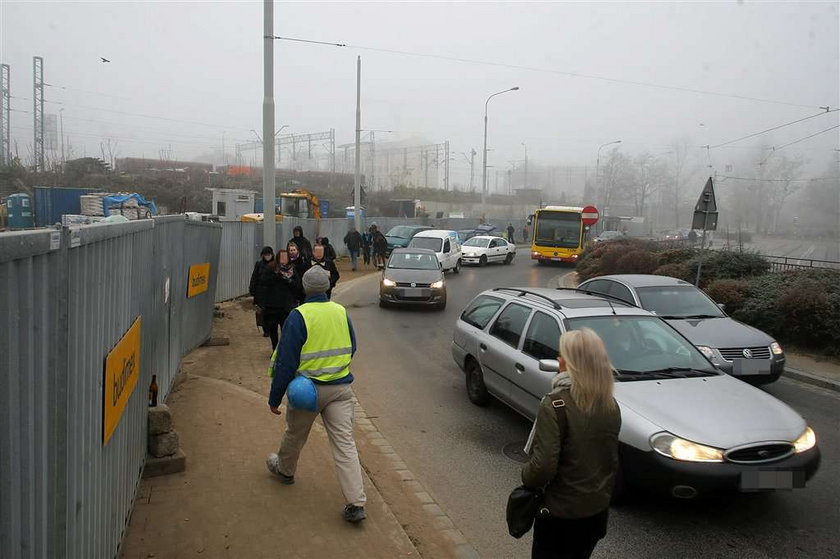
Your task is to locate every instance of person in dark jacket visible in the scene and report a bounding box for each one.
[370,224,388,268]
[361,229,372,267]
[521,327,621,559]
[292,226,313,260]
[287,241,311,303]
[311,244,340,299]
[507,223,515,242]
[343,226,363,271]
[250,246,274,337]
[259,250,301,350]
[319,237,337,262]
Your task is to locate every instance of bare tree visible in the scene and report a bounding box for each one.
[765,154,804,233]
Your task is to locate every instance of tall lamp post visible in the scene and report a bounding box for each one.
[481,86,519,218]
[595,139,621,216]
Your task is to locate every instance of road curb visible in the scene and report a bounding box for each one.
[783,367,840,393]
[351,398,481,559]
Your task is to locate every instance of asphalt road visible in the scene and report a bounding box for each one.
[339,256,840,559]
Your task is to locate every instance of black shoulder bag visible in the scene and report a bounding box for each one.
[506,396,567,539]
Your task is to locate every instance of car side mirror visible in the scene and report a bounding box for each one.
[539,359,560,372]
[717,303,726,311]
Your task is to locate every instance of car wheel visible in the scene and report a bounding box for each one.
[537,260,547,266]
[504,253,513,265]
[465,359,490,406]
[479,255,488,267]
[453,259,461,274]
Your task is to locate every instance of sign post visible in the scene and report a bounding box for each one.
[691,177,719,286]
[581,205,600,241]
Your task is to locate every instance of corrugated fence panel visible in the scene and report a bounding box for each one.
[216,222,259,302]
[179,221,221,352]
[0,229,65,559]
[0,215,222,559]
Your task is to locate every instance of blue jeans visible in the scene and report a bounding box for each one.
[349,249,359,270]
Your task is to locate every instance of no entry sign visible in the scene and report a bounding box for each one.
[581,205,600,226]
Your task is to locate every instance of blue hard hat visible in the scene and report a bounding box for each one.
[287,376,318,412]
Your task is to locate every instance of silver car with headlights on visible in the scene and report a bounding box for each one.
[379,248,446,310]
[450,287,820,498]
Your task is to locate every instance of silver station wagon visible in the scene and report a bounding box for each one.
[451,287,820,498]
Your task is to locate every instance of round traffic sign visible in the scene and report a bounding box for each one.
[581,205,600,226]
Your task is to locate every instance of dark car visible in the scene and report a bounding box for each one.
[385,225,433,253]
[577,274,785,384]
[379,248,446,310]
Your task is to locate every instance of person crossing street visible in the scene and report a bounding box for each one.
[266,266,367,523]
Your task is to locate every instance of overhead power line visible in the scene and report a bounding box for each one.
[719,175,840,182]
[709,108,839,149]
[271,35,826,110]
[760,124,840,165]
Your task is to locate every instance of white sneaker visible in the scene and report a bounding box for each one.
[266,453,294,484]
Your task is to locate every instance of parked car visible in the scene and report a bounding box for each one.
[461,235,516,266]
[385,225,433,253]
[577,274,784,384]
[451,287,819,498]
[457,224,499,244]
[593,230,624,243]
[408,229,462,273]
[379,248,446,310]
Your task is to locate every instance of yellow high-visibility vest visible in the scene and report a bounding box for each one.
[266,302,353,382]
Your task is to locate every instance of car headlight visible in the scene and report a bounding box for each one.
[430,280,444,289]
[793,427,816,453]
[382,278,396,287]
[771,342,784,355]
[650,432,724,463]
[696,345,715,360]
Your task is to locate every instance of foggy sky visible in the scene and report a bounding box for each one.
[2,1,838,185]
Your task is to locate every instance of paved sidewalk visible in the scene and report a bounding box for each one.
[121,374,417,559]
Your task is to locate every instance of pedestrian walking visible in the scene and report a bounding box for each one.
[259,249,300,350]
[266,266,367,523]
[371,224,388,268]
[521,328,621,559]
[344,226,363,271]
[311,244,340,299]
[249,246,274,337]
[286,241,311,304]
[320,237,337,261]
[507,223,515,242]
[362,228,372,267]
[292,225,313,260]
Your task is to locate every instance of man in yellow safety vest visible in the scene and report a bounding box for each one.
[266,266,367,523]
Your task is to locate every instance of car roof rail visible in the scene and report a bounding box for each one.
[553,287,639,308]
[492,287,562,310]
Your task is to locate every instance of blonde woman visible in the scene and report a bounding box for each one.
[521,327,622,559]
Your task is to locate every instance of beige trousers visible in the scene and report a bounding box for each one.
[277,383,367,507]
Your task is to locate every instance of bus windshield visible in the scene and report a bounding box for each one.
[535,212,582,248]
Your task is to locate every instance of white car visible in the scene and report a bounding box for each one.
[461,235,516,266]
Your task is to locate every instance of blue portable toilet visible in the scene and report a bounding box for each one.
[7,193,34,229]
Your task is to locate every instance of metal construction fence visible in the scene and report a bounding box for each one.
[0,216,221,559]
[215,216,531,302]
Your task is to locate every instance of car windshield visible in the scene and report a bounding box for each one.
[463,237,490,248]
[409,237,442,252]
[636,286,725,318]
[388,252,439,270]
[535,212,581,248]
[565,316,716,378]
[386,226,416,239]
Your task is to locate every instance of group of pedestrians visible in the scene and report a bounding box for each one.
[249,225,340,350]
[343,223,388,271]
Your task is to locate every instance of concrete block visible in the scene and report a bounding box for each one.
[149,431,180,458]
[148,405,172,435]
[143,449,187,478]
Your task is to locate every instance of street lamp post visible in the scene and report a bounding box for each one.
[595,139,621,216]
[481,86,519,218]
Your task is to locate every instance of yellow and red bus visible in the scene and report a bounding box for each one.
[529,205,597,264]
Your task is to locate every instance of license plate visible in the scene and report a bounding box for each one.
[551,257,563,261]
[399,288,430,298]
[740,470,804,490]
[733,359,765,375]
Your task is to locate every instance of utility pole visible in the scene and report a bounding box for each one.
[0,63,10,166]
[444,140,450,191]
[59,108,65,165]
[370,130,376,191]
[469,149,475,192]
[33,56,44,172]
[522,142,528,188]
[262,0,276,250]
[329,128,335,189]
[353,56,362,233]
[482,87,519,216]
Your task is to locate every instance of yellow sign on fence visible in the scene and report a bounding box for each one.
[187,262,210,298]
[103,317,142,445]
